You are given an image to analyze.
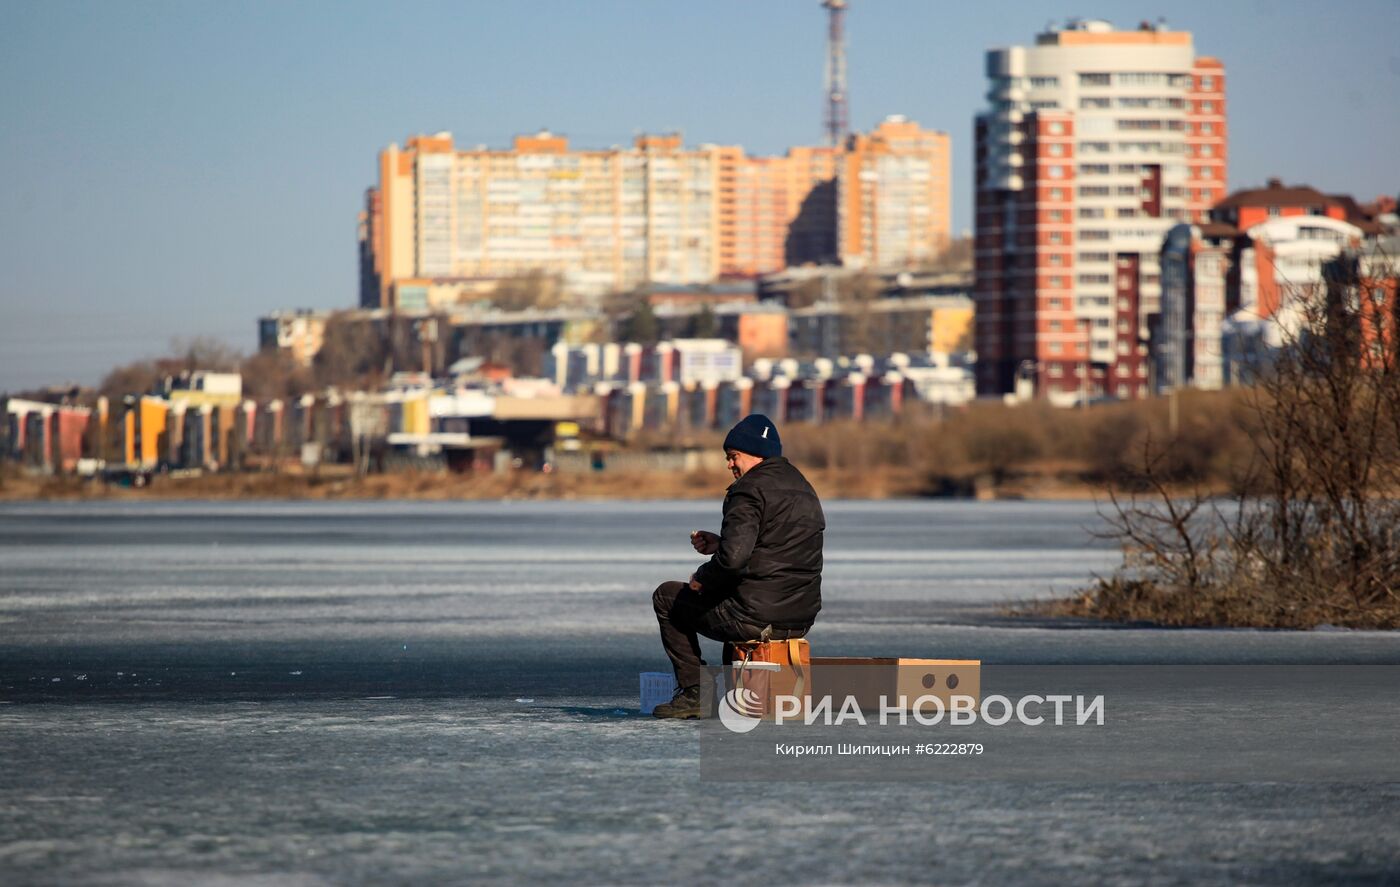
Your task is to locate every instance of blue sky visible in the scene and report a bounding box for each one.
[2,0,1397,391]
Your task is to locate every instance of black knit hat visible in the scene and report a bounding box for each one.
[723,414,782,459]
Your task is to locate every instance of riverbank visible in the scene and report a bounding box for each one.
[0,463,1118,502]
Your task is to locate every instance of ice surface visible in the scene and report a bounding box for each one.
[1,500,1398,884]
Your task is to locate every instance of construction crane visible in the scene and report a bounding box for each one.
[822,0,848,148]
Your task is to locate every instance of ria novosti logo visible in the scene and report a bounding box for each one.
[719,692,1105,733]
[717,686,765,733]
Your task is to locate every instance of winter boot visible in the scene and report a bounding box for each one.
[652,684,705,719]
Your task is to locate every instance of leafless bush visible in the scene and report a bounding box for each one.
[949,402,1046,481]
[1059,251,1400,628]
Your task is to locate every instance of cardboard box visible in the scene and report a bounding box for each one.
[810,657,981,712]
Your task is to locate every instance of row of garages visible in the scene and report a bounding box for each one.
[596,370,924,439]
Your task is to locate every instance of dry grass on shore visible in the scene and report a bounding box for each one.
[1027,575,1400,630]
[0,462,1035,503]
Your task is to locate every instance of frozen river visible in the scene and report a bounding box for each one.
[2,500,1398,885]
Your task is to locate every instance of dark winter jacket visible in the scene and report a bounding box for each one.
[693,456,824,629]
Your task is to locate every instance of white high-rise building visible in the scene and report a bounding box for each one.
[974,19,1227,403]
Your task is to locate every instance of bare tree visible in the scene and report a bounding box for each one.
[314,312,387,388]
[922,236,973,274]
[492,270,564,312]
[1065,249,1400,628]
[240,350,314,401]
[99,360,164,399]
[170,336,243,372]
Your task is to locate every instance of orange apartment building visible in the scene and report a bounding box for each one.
[360,120,950,309]
[838,115,954,270]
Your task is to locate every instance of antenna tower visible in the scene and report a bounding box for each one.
[822,0,848,147]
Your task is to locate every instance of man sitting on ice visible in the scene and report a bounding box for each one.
[650,414,825,719]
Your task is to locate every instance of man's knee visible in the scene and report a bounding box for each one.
[653,580,685,617]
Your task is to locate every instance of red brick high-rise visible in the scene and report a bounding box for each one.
[974,19,1227,403]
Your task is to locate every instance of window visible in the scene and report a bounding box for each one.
[1080,73,1111,87]
[1048,143,1065,156]
[1080,252,1110,262]
[1050,187,1066,200]
[1030,76,1060,88]
[1202,101,1215,113]
[1201,75,1215,90]
[1047,166,1065,179]
[1200,145,1213,157]
[1047,121,1065,135]
[1079,207,1105,219]
[1079,163,1110,175]
[1117,207,1139,218]
[1079,273,1111,285]
[1202,122,1213,134]
[1030,100,1059,110]
[1080,97,1111,109]
[1079,185,1111,197]
[1117,72,1164,87]
[1050,254,1064,265]
[1050,319,1062,331]
[1080,230,1110,241]
[1049,341,1063,354]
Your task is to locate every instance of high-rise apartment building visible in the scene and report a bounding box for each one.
[363,130,712,308]
[361,119,950,309]
[1157,221,1232,392]
[839,116,953,270]
[973,19,1227,403]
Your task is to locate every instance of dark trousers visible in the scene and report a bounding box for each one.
[652,580,807,689]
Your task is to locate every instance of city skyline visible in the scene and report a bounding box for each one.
[3,0,1398,391]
